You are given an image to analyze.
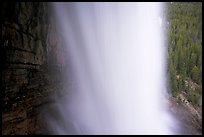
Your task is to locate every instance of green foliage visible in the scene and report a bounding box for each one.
[169,57,178,97]
[187,88,201,107]
[167,2,202,106]
[191,66,200,83]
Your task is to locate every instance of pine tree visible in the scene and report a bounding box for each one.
[191,66,199,83]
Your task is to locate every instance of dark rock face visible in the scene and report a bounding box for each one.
[2,1,48,111]
[1,2,57,135]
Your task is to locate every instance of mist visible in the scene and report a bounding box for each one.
[45,2,178,135]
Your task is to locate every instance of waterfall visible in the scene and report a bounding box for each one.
[45,2,177,135]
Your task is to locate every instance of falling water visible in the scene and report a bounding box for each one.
[46,2,177,135]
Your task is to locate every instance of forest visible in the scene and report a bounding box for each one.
[167,2,202,106]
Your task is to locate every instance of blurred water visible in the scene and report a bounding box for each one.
[46,2,177,135]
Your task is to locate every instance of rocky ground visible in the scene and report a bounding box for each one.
[168,95,202,135]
